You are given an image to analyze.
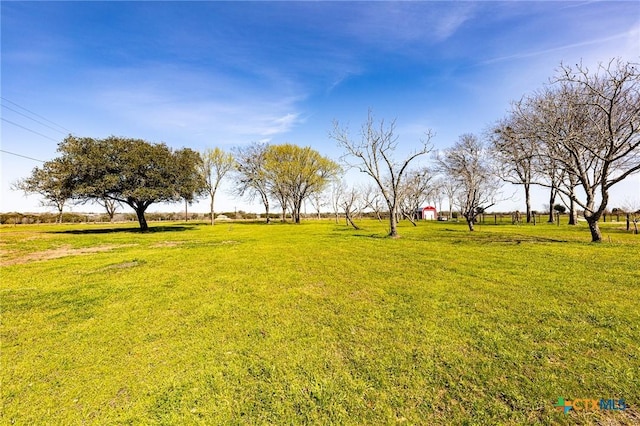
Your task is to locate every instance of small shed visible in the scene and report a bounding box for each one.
[421,206,437,220]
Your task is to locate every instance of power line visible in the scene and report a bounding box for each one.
[0,149,45,163]
[1,117,60,142]
[2,104,69,135]
[0,97,73,134]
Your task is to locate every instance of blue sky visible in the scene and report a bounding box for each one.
[2,1,639,215]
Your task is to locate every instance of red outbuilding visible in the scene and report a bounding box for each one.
[421,206,437,220]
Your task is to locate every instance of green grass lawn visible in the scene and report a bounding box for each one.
[1,219,638,424]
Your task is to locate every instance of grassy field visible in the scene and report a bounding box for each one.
[1,219,638,425]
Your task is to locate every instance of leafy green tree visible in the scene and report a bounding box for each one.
[14,157,74,223]
[58,136,204,231]
[263,144,340,223]
[200,147,234,225]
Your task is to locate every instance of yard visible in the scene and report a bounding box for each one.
[1,219,638,424]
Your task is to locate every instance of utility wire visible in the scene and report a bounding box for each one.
[0,96,73,134]
[1,117,60,142]
[0,149,45,163]
[0,98,74,167]
[2,104,69,135]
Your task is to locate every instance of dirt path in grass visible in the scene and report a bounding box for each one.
[0,244,135,267]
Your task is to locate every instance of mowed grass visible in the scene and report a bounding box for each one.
[1,219,638,425]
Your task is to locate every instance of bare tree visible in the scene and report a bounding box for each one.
[556,173,579,225]
[438,177,458,220]
[330,179,345,224]
[73,196,121,222]
[436,134,500,231]
[503,99,567,224]
[340,185,361,230]
[430,180,445,217]
[233,143,272,223]
[98,197,120,222]
[360,183,384,222]
[522,59,640,242]
[490,118,537,223]
[399,167,433,226]
[308,190,328,220]
[330,110,433,237]
[534,129,565,224]
[201,147,235,225]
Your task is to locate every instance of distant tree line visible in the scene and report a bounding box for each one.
[13,58,639,241]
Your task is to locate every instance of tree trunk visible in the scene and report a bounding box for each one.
[184,199,188,222]
[388,205,399,237]
[345,211,360,230]
[403,211,417,227]
[568,198,578,225]
[464,209,476,231]
[524,183,532,223]
[294,201,302,224]
[548,187,556,223]
[135,207,149,231]
[210,194,215,225]
[466,215,475,231]
[586,217,602,242]
[568,176,577,225]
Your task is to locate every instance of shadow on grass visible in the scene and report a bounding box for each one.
[50,225,196,235]
[451,234,570,244]
[350,232,392,239]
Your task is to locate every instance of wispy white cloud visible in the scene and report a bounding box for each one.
[433,5,475,42]
[480,28,639,66]
[260,113,302,137]
[326,71,360,95]
[347,2,476,47]
[92,87,305,148]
